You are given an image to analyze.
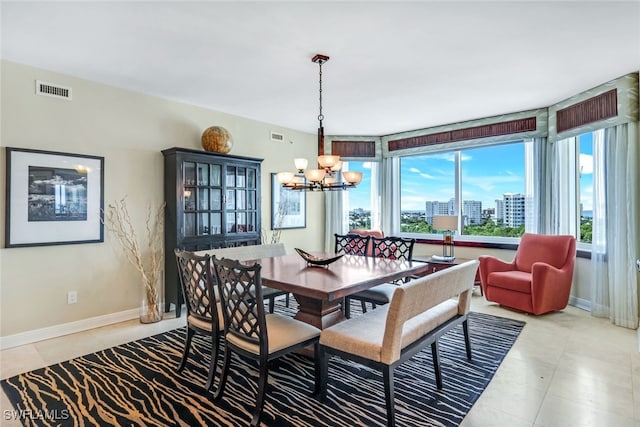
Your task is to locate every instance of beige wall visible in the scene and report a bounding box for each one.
[0,60,325,337]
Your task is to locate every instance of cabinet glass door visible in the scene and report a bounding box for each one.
[211,189,222,210]
[210,164,221,186]
[197,163,209,186]
[184,162,196,186]
[210,213,221,235]
[225,166,236,187]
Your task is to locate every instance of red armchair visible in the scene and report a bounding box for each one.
[479,233,576,315]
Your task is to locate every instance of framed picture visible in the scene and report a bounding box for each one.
[5,147,105,247]
[271,173,306,229]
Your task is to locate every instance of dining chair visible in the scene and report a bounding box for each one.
[344,236,416,318]
[334,233,371,256]
[174,249,223,391]
[211,256,321,427]
[318,260,479,427]
[196,243,290,313]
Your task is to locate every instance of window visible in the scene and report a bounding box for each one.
[344,161,379,231]
[578,131,596,243]
[399,141,528,240]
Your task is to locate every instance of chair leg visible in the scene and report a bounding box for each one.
[463,319,472,360]
[316,344,328,400]
[251,360,269,427]
[431,340,443,389]
[213,346,232,401]
[313,342,321,395]
[361,300,368,314]
[268,296,275,314]
[285,293,290,307]
[383,365,396,427]
[177,327,195,372]
[344,297,351,319]
[206,332,220,391]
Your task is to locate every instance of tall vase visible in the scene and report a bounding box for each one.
[140,279,163,324]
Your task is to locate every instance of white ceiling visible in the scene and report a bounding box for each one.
[2,1,639,136]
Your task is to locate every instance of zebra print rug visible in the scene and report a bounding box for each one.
[1,303,524,427]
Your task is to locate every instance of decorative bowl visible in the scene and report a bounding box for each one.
[295,248,344,266]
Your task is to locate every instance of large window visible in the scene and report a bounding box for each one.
[344,161,379,231]
[399,141,528,239]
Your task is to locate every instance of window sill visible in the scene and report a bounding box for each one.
[404,234,592,259]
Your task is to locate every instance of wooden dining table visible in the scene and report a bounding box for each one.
[244,252,429,330]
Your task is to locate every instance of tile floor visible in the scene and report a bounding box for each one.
[1,294,639,427]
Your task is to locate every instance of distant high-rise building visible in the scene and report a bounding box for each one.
[495,199,504,223]
[462,200,482,225]
[503,193,525,227]
[425,200,451,224]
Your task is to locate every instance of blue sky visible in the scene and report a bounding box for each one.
[348,136,594,214]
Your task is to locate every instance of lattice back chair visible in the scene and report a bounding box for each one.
[211,256,322,427]
[334,233,371,256]
[174,249,224,391]
[345,237,417,318]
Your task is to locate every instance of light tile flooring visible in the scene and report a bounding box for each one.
[2,294,639,427]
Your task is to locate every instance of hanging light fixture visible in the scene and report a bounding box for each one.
[277,54,362,191]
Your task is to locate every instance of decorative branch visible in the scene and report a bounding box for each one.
[262,201,289,244]
[102,198,165,322]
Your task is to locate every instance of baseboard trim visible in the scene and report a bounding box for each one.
[0,308,139,350]
[569,296,591,312]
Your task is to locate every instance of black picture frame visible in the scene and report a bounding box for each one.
[271,173,306,229]
[5,147,105,247]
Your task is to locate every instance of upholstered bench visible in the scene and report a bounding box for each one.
[317,260,479,427]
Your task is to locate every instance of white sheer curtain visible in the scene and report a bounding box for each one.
[324,190,347,252]
[369,162,382,231]
[551,137,578,236]
[590,123,639,329]
[380,157,400,235]
[526,137,551,233]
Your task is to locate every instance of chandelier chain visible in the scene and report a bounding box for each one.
[318,60,324,124]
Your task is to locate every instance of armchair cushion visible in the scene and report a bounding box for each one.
[487,271,532,293]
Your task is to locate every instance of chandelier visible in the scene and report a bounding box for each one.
[277,54,362,191]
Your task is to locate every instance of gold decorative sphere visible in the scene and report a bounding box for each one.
[201,126,234,154]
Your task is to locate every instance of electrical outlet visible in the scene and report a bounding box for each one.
[67,291,78,304]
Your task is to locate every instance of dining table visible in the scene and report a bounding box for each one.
[244,252,429,330]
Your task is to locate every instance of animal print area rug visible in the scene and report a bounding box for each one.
[2,303,524,427]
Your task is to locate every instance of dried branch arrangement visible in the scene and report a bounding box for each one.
[261,201,289,244]
[103,198,166,323]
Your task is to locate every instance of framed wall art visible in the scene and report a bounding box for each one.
[271,173,306,229]
[5,147,104,247]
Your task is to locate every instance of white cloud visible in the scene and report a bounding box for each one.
[579,153,593,175]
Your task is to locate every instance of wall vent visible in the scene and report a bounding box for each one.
[35,80,72,100]
[270,131,284,142]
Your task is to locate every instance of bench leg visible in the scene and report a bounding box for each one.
[383,365,396,427]
[463,319,472,360]
[317,345,328,400]
[431,341,443,389]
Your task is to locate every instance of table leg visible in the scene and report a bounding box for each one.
[292,294,345,330]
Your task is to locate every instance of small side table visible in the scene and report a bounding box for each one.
[414,256,483,295]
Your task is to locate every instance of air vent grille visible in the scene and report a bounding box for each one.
[35,80,72,100]
[270,131,284,142]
